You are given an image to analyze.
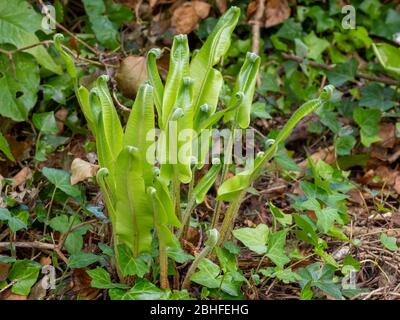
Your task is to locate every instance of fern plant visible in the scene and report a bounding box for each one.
[53,6,334,291]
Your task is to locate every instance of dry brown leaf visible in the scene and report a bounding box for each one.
[216,0,227,13]
[298,146,336,168]
[12,167,32,187]
[171,1,211,34]
[0,263,10,281]
[70,158,99,185]
[265,0,290,28]
[247,1,258,18]
[115,56,147,99]
[377,122,398,149]
[394,175,400,194]
[55,108,69,122]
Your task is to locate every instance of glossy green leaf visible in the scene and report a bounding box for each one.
[191,7,240,128]
[0,0,62,74]
[353,107,381,147]
[32,112,58,134]
[8,260,41,296]
[266,230,290,268]
[92,75,123,162]
[218,85,335,201]
[380,233,398,252]
[87,267,128,289]
[53,34,77,80]
[68,252,104,269]
[77,85,98,135]
[326,59,358,86]
[162,35,189,127]
[117,244,149,277]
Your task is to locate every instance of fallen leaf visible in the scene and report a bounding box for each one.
[12,167,32,187]
[115,56,147,99]
[1,291,27,300]
[247,0,290,28]
[171,1,211,34]
[265,0,290,28]
[28,280,47,300]
[70,158,99,185]
[40,256,52,266]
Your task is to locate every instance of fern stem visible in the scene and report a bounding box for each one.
[159,242,170,289]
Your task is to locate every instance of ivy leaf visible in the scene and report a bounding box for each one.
[68,252,104,269]
[266,230,290,268]
[298,262,343,300]
[0,132,15,161]
[273,268,301,284]
[0,52,40,121]
[87,267,128,289]
[353,107,381,147]
[191,259,221,289]
[8,260,41,296]
[0,0,62,74]
[326,59,358,86]
[42,167,81,198]
[117,244,149,277]
[64,232,83,255]
[335,135,356,156]
[232,224,269,254]
[109,279,167,300]
[359,83,396,111]
[380,233,398,252]
[32,112,59,134]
